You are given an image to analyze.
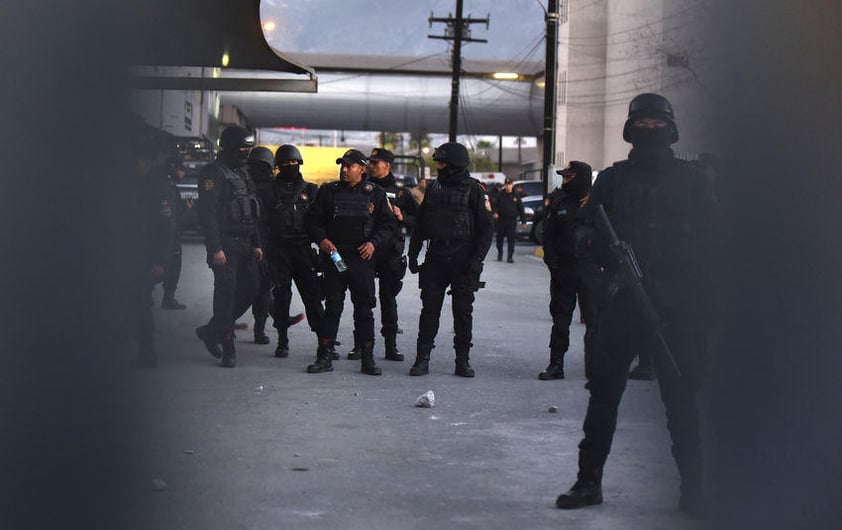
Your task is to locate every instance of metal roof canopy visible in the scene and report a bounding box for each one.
[124,0,315,92]
[222,53,545,137]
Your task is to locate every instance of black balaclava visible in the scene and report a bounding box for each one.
[276,165,301,182]
[562,170,591,201]
[248,161,273,183]
[437,164,468,185]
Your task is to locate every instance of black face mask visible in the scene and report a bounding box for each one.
[562,174,589,200]
[248,163,273,183]
[277,165,299,181]
[629,126,673,152]
[437,165,466,184]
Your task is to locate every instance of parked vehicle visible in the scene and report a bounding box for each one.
[512,180,546,244]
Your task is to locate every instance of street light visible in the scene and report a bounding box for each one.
[492,72,521,80]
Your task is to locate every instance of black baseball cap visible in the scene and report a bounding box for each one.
[369,148,394,163]
[336,148,368,166]
[557,160,592,177]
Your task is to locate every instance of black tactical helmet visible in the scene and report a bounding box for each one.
[622,93,679,144]
[432,142,471,168]
[275,144,304,166]
[219,126,255,152]
[248,146,275,168]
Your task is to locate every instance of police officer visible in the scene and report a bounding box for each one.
[195,126,263,368]
[407,142,494,377]
[260,144,325,359]
[491,177,526,262]
[247,146,278,345]
[556,94,714,517]
[345,148,416,362]
[159,153,188,310]
[539,161,598,380]
[305,149,396,375]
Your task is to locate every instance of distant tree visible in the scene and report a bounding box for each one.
[378,131,403,151]
[476,139,495,149]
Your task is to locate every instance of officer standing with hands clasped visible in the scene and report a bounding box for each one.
[305,149,396,375]
[407,142,494,377]
[345,148,416,362]
[555,94,714,517]
[539,160,598,380]
[491,177,526,263]
[195,126,263,368]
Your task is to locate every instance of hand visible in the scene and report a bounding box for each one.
[358,242,375,260]
[211,249,227,266]
[408,256,420,274]
[392,205,403,222]
[466,260,483,276]
[254,247,264,262]
[151,264,165,279]
[319,239,336,255]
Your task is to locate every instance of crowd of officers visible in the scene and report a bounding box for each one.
[134,92,714,518]
[184,129,492,378]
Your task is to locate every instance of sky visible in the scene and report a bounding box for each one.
[260,0,547,64]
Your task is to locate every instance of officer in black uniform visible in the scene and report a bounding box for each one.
[247,146,277,345]
[555,94,714,517]
[259,144,325,359]
[195,126,263,368]
[407,142,494,377]
[345,148,416,362]
[305,149,396,375]
[159,153,188,310]
[539,160,598,380]
[491,177,526,262]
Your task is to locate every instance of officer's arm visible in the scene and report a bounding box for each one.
[368,189,397,251]
[197,165,223,254]
[470,185,495,262]
[305,184,329,246]
[397,190,417,232]
[542,197,558,266]
[517,196,527,224]
[408,200,426,259]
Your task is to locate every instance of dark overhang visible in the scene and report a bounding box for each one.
[124,0,316,92]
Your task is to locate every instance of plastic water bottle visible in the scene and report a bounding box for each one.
[330,250,347,272]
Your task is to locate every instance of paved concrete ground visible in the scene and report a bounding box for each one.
[125,237,705,530]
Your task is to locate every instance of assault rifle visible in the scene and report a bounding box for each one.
[592,204,682,377]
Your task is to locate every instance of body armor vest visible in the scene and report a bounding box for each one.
[218,166,260,235]
[423,180,474,241]
[328,182,374,245]
[269,180,313,242]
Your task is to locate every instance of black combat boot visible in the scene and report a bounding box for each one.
[409,345,432,376]
[253,315,270,344]
[307,339,334,374]
[384,334,404,361]
[454,349,475,378]
[497,249,503,261]
[274,328,289,358]
[676,448,706,518]
[195,323,221,359]
[161,296,186,310]
[360,341,382,375]
[347,331,361,360]
[556,450,605,509]
[329,341,340,360]
[220,333,237,368]
[538,352,565,380]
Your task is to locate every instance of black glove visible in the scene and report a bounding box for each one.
[408,255,420,274]
[466,260,483,276]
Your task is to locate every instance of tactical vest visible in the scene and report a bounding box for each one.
[327,181,375,245]
[218,166,260,235]
[423,180,474,241]
[269,180,314,241]
[609,159,699,303]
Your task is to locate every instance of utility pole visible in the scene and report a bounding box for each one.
[429,1,489,142]
[542,0,560,197]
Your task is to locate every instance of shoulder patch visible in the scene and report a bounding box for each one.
[544,198,550,208]
[369,202,375,214]
[364,183,373,192]
[202,179,214,191]
[484,194,492,212]
[397,189,405,198]
[300,193,309,201]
